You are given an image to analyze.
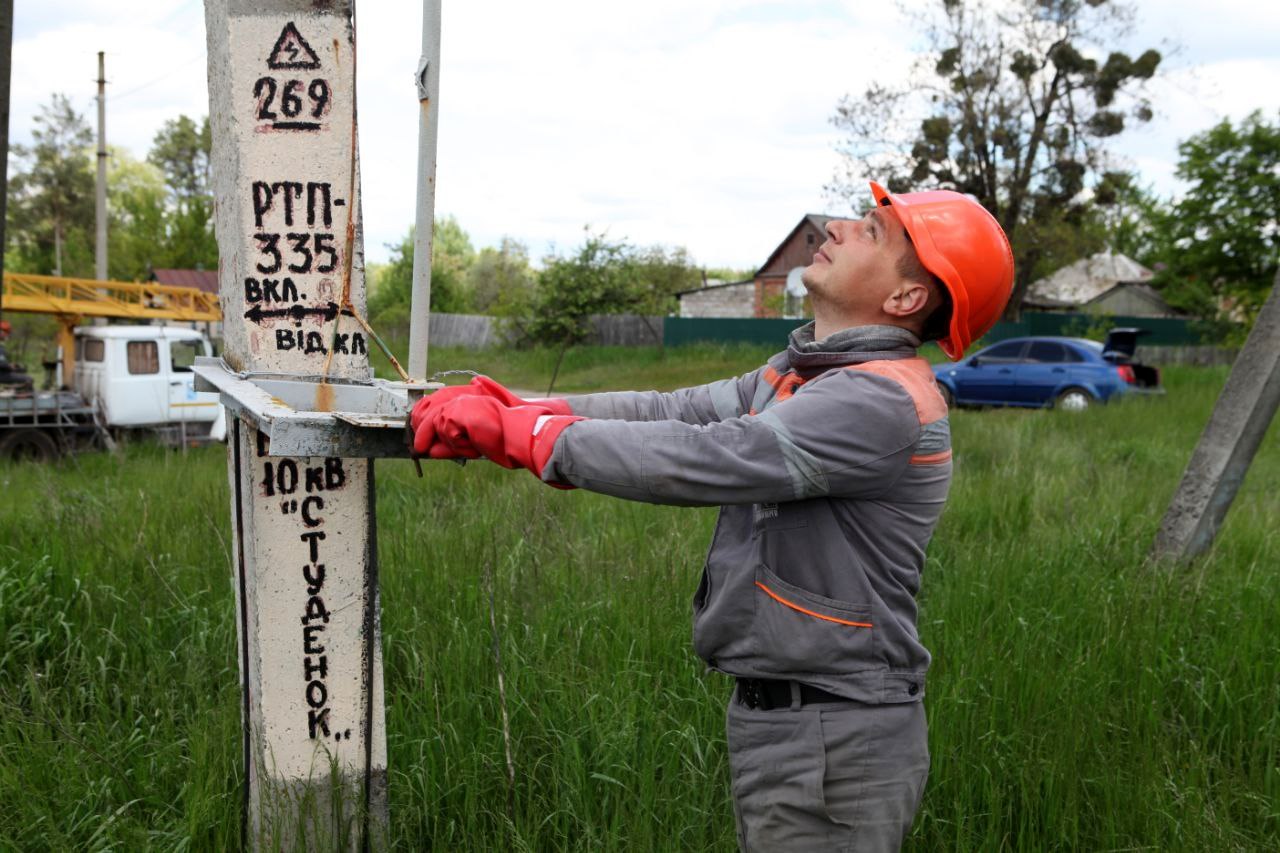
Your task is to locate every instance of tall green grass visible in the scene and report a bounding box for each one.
[1,355,1277,850]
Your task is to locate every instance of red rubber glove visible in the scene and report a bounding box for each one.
[408,376,571,438]
[425,396,583,479]
[470,376,573,415]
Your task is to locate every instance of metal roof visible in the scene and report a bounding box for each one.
[152,268,219,294]
[1025,251,1154,306]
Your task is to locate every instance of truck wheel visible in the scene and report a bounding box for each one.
[0,428,60,462]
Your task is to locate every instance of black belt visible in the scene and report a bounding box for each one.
[735,677,850,710]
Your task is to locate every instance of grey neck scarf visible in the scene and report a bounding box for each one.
[785,322,920,371]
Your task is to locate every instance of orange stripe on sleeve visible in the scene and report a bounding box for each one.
[755,581,873,628]
[909,450,952,465]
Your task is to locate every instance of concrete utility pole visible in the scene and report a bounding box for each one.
[204,1,386,847]
[408,0,441,380]
[1151,273,1280,564]
[95,51,107,283]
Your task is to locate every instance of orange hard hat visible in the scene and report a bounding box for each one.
[870,181,1014,360]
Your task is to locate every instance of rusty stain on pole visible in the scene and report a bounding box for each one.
[204,1,387,847]
[408,0,441,381]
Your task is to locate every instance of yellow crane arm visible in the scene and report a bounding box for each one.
[2,272,223,380]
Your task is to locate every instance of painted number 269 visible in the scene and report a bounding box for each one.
[253,78,331,121]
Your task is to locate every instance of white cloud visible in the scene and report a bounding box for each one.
[8,1,1280,269]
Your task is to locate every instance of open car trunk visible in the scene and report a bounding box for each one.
[1103,327,1161,389]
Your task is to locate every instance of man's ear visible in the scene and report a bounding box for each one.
[882,281,931,320]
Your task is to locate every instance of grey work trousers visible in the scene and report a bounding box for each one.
[726,696,929,852]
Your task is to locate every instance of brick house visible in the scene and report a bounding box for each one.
[753,214,832,318]
[676,214,835,319]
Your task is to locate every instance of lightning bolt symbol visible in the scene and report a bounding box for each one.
[283,42,299,63]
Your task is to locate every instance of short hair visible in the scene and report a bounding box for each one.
[898,234,953,342]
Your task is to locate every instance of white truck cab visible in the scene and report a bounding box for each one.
[73,325,226,441]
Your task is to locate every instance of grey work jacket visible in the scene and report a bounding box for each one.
[542,324,951,704]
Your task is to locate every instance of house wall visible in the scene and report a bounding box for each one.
[754,278,786,317]
[759,222,826,277]
[1091,288,1178,318]
[755,221,827,318]
[679,282,756,318]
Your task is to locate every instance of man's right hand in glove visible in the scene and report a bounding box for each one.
[408,376,572,439]
[413,395,583,481]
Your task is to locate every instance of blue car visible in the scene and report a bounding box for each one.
[932,329,1162,411]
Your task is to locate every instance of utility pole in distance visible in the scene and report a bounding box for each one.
[0,0,12,320]
[1151,274,1280,564]
[204,1,387,848]
[95,51,108,284]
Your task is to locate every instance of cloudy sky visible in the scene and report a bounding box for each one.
[9,0,1280,270]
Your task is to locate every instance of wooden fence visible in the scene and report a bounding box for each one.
[1134,345,1238,367]
[425,313,665,349]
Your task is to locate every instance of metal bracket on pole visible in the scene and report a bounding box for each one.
[194,356,440,458]
[415,57,430,99]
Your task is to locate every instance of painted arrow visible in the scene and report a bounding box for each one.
[244,301,342,324]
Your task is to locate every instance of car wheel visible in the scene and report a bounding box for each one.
[1055,387,1092,412]
[937,381,955,407]
[0,428,60,462]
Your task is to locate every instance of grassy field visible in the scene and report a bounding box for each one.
[2,347,1278,850]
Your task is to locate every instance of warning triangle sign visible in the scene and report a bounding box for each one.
[267,22,321,70]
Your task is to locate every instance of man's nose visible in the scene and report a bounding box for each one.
[827,220,852,242]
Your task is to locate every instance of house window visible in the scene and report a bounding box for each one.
[127,341,160,374]
[806,233,815,245]
[83,339,105,362]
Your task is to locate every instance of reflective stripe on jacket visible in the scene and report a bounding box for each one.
[541,324,950,703]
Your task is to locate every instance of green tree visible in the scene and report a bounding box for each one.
[628,244,702,316]
[1149,111,1280,325]
[106,148,169,281]
[1090,170,1169,266]
[524,230,637,348]
[6,94,95,276]
[518,230,701,348]
[467,237,534,315]
[148,115,217,270]
[827,0,1162,318]
[368,216,476,325]
[148,115,210,198]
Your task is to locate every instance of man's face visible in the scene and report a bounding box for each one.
[801,207,911,315]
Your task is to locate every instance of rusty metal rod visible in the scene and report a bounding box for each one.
[342,303,411,382]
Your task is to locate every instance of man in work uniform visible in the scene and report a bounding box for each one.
[411,182,1014,851]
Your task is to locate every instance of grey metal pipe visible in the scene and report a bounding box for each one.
[96,51,107,282]
[408,0,441,380]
